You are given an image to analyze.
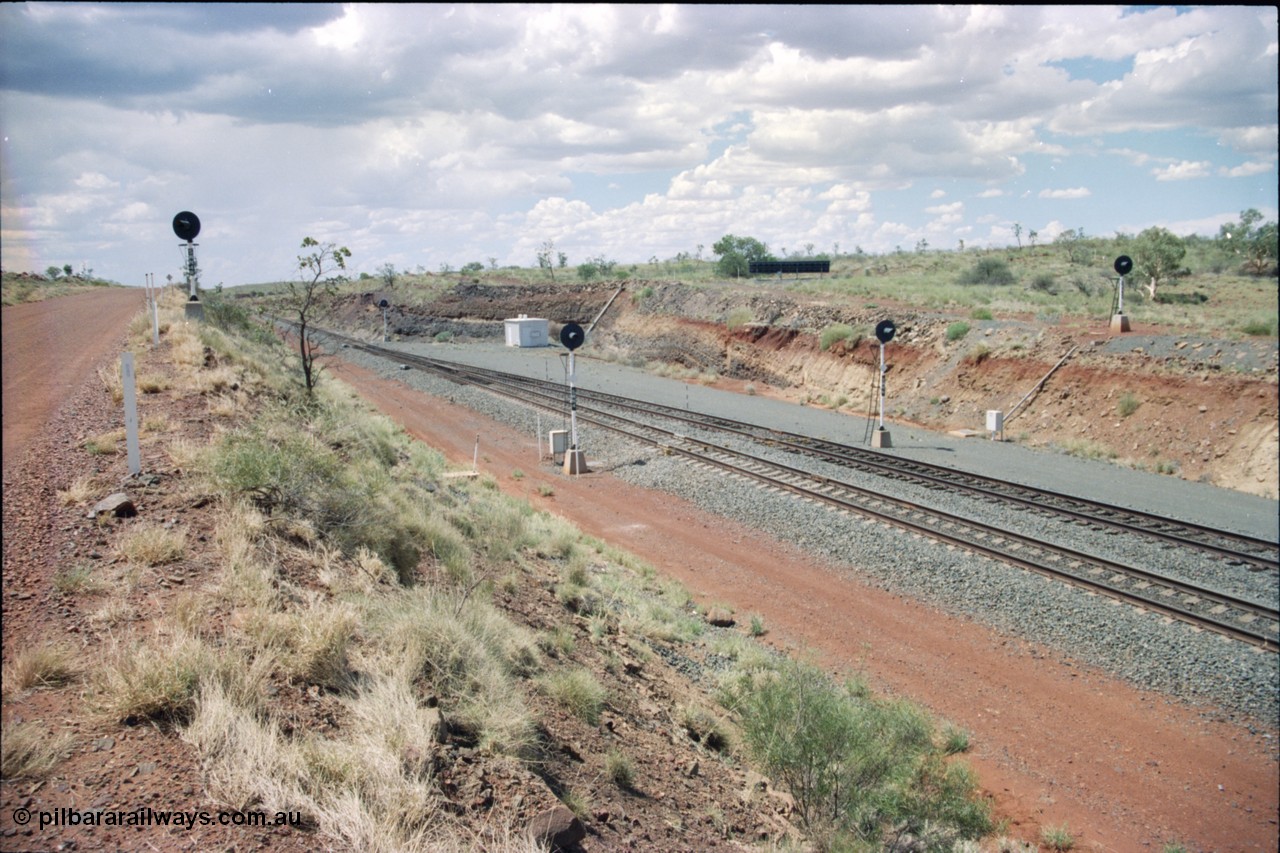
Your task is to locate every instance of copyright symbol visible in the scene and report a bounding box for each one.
[13,807,31,825]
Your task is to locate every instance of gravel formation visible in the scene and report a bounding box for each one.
[340,342,1279,726]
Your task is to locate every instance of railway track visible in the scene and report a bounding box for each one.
[322,331,1280,651]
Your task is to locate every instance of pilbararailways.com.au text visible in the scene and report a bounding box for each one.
[12,805,303,831]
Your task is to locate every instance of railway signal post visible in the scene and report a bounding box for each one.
[559,322,589,474]
[173,210,203,321]
[1111,255,1132,333]
[872,319,895,448]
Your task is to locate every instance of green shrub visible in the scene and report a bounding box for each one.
[958,258,1015,286]
[541,668,606,724]
[943,726,970,754]
[1117,393,1141,418]
[1029,273,1057,293]
[203,414,433,578]
[1241,318,1276,336]
[819,323,856,351]
[970,308,994,320]
[736,660,989,842]
[946,322,971,342]
[1041,823,1075,851]
[726,307,753,330]
[604,749,636,788]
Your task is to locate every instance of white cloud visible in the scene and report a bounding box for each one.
[74,172,119,191]
[926,201,964,216]
[1153,161,1212,181]
[0,4,1274,281]
[1039,188,1092,199]
[1220,162,1274,178]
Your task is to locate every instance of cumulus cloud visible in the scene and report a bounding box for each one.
[1153,161,1212,181]
[1039,188,1092,199]
[1220,162,1274,178]
[0,3,1274,282]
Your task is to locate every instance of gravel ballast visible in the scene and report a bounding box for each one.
[339,339,1279,726]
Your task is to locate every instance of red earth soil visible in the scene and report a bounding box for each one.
[325,354,1279,853]
[2,289,1276,852]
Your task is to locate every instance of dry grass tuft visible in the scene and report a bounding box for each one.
[115,523,187,566]
[57,474,99,506]
[97,362,124,404]
[3,643,83,694]
[94,631,211,724]
[1,721,74,780]
[83,428,124,455]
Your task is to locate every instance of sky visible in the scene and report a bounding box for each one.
[1,3,1276,287]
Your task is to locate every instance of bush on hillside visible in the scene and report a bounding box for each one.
[958,258,1016,287]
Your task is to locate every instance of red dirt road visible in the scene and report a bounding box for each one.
[328,354,1280,853]
[2,288,146,475]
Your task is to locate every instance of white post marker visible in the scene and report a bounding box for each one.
[150,275,160,347]
[121,353,141,476]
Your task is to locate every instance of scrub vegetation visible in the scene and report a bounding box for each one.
[4,286,993,850]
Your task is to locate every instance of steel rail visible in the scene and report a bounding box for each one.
[324,334,1278,651]
[342,335,1277,569]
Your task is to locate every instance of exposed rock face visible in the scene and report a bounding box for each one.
[89,492,136,518]
[332,276,1279,495]
[525,804,586,850]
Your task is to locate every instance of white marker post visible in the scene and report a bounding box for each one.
[121,353,141,476]
[149,274,160,346]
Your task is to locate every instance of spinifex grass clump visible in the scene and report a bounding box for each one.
[723,659,991,848]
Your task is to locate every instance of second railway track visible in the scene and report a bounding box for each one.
[321,330,1280,652]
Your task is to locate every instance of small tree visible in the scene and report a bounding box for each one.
[1132,227,1186,299]
[1055,228,1092,265]
[536,239,556,281]
[45,265,62,280]
[1219,209,1278,275]
[712,234,773,278]
[577,255,615,281]
[288,237,350,395]
[958,257,1016,287]
[378,262,396,288]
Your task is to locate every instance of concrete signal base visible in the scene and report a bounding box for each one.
[563,449,590,475]
[871,428,892,448]
[1110,313,1131,333]
[184,301,204,322]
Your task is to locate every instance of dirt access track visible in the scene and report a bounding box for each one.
[324,353,1280,852]
[4,288,1277,852]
